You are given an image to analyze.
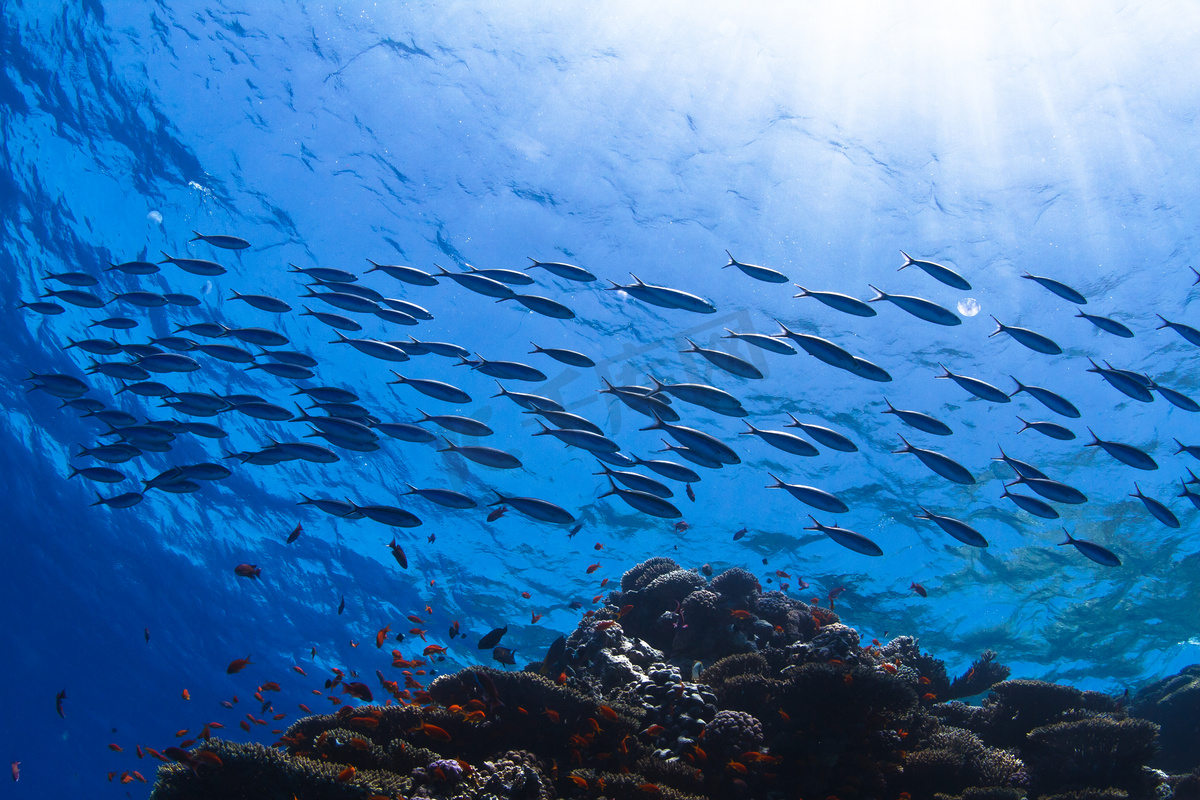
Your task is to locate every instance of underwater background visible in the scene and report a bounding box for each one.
[3,1,1200,795]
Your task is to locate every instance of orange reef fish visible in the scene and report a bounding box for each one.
[234,563,260,579]
[911,581,927,597]
[387,537,408,569]
[226,655,253,674]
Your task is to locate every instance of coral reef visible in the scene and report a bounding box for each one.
[148,559,1181,800]
[1131,663,1200,773]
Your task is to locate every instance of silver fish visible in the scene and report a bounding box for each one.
[792,285,876,317]
[293,386,359,404]
[302,289,379,314]
[740,422,818,457]
[1058,529,1120,567]
[914,507,987,547]
[193,343,255,364]
[417,411,492,437]
[498,294,575,319]
[680,338,763,379]
[372,422,437,443]
[804,516,883,556]
[1150,381,1200,412]
[723,251,788,283]
[466,265,535,286]
[159,252,224,276]
[894,435,974,484]
[330,333,410,363]
[782,414,857,452]
[630,456,700,484]
[599,479,681,518]
[1016,417,1075,441]
[300,307,363,331]
[772,321,859,372]
[489,492,575,524]
[381,298,433,320]
[190,231,250,250]
[1086,429,1157,470]
[107,260,160,275]
[439,438,523,469]
[868,285,961,326]
[350,502,422,528]
[721,328,797,355]
[435,265,515,299]
[44,270,98,287]
[366,259,438,286]
[767,474,848,514]
[403,485,477,509]
[1085,358,1153,402]
[409,337,470,358]
[1001,488,1059,519]
[593,464,674,498]
[1075,311,1132,338]
[388,372,472,404]
[525,258,596,282]
[642,417,740,465]
[91,491,144,509]
[898,251,970,290]
[1155,315,1200,346]
[533,422,620,454]
[646,376,743,414]
[882,398,952,436]
[992,447,1048,480]
[462,354,546,383]
[989,316,1062,355]
[524,409,603,435]
[111,291,168,308]
[937,365,1010,403]
[1131,483,1179,528]
[529,343,595,368]
[289,264,358,283]
[1009,476,1087,505]
[655,439,723,469]
[41,289,105,308]
[374,308,419,326]
[1021,272,1086,304]
[1009,377,1080,418]
[493,382,563,411]
[609,274,716,314]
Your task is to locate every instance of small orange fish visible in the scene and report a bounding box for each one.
[260,681,281,692]
[521,591,531,599]
[292,665,307,676]
[376,624,391,648]
[600,578,609,587]
[729,609,753,620]
[643,724,665,736]
[233,563,260,579]
[919,676,931,685]
[226,655,253,674]
[726,760,747,774]
[586,563,601,574]
[337,765,356,782]
[299,703,311,713]
[174,729,189,737]
[108,743,123,752]
[569,775,588,788]
[181,689,190,700]
[387,537,407,569]
[542,708,561,723]
[120,772,133,784]
[910,581,927,598]
[922,693,938,701]
[407,615,424,624]
[131,770,147,783]
[618,604,634,618]
[423,644,447,656]
[240,720,251,732]
[530,612,542,624]
[409,721,451,742]
[208,722,225,730]
[598,705,618,721]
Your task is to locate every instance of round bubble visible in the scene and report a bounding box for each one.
[957,298,981,317]
[147,210,163,225]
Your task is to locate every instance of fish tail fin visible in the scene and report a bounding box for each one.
[1057,528,1075,546]
[882,397,896,412]
[387,370,406,385]
[681,337,699,353]
[772,318,795,338]
[765,472,783,488]
[1008,376,1024,396]
[525,256,538,269]
[416,409,432,422]
[646,375,667,393]
[1016,417,1030,433]
[67,465,80,479]
[866,284,885,302]
[739,421,756,435]
[893,435,912,454]
[90,491,106,506]
[638,414,665,432]
[724,250,736,265]
[720,327,737,339]
[629,273,645,285]
[1155,314,1169,329]
[158,251,172,264]
[988,315,1004,336]
[531,420,552,435]
[437,437,456,452]
[1085,427,1100,446]
[432,263,450,276]
[328,331,349,344]
[364,258,380,271]
[1176,439,1187,455]
[899,250,915,266]
[598,478,619,499]
[792,284,810,298]
[189,230,203,241]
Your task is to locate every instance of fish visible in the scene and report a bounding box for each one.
[529,342,596,368]
[289,264,358,283]
[1086,429,1158,470]
[44,270,99,286]
[478,626,508,649]
[381,297,433,320]
[525,408,604,435]
[329,333,410,362]
[881,398,952,435]
[417,410,493,437]
[10,762,17,782]
[486,506,508,522]
[1178,480,1200,510]
[461,353,547,382]
[1156,315,1200,346]
[733,527,748,540]
[403,485,477,509]
[1008,475,1087,505]
[439,438,523,469]
[365,259,439,286]
[387,537,409,569]
[89,316,138,329]
[434,264,515,299]
[355,504,421,528]
[55,688,66,718]
[804,516,883,556]
[526,257,596,282]
[91,491,144,508]
[41,288,106,308]
[1085,358,1154,402]
[598,379,681,420]
[190,231,250,249]
[593,464,674,498]
[1020,272,1086,304]
[493,381,564,411]
[1131,483,1179,528]
[914,507,988,547]
[629,456,700,484]
[338,596,345,615]
[686,483,695,502]
[937,365,1010,403]
[772,320,859,372]
[300,306,362,331]
[111,290,169,308]
[66,465,125,483]
[492,646,517,666]
[388,372,473,403]
[868,285,961,326]
[721,327,798,354]
[655,439,723,469]
[646,376,744,415]
[489,492,575,524]
[599,479,682,519]
[680,337,763,379]
[898,251,971,289]
[286,523,303,543]
[1016,416,1075,441]
[1150,380,1200,412]
[533,421,620,454]
[229,290,291,312]
[992,447,1048,480]
[894,436,974,485]
[782,414,857,452]
[642,416,740,465]
[1009,377,1080,418]
[372,422,437,443]
[792,285,876,317]
[17,301,64,315]
[498,293,575,319]
[740,422,819,457]
[766,474,848,514]
[159,252,225,276]
[989,316,1062,355]
[1076,311,1133,338]
[1000,488,1059,519]
[1058,529,1121,567]
[910,582,928,598]
[234,564,261,579]
[302,288,380,314]
[227,655,253,674]
[606,274,716,313]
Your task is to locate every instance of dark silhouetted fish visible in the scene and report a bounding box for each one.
[41,289,105,308]
[915,507,987,547]
[882,398,952,435]
[1131,483,1179,528]
[478,626,508,649]
[647,376,744,414]
[529,343,595,368]
[630,456,700,484]
[403,485,476,509]
[525,409,603,435]
[805,516,882,556]
[792,285,876,317]
[294,385,359,404]
[89,316,138,330]
[1086,429,1157,470]
[352,502,421,528]
[91,491,144,509]
[111,290,168,308]
[1178,480,1200,510]
[330,333,410,362]
[409,337,469,358]
[989,316,1062,355]
[499,294,575,319]
[467,265,535,285]
[190,231,250,250]
[417,411,492,437]
[107,260,159,275]
[898,251,970,289]
[193,343,255,364]
[680,338,762,379]
[302,289,379,314]
[1076,311,1133,338]
[372,421,437,443]
[534,421,619,454]
[382,298,433,320]
[772,320,859,372]
[594,464,673,498]
[1058,529,1120,567]
[289,264,357,283]
[1009,476,1087,505]
[1150,380,1200,412]
[993,447,1048,480]
[300,306,362,331]
[298,495,363,517]
[895,435,974,484]
[1085,358,1153,402]
[1001,488,1058,518]
[526,257,596,282]
[17,301,64,315]
[1021,272,1086,304]
[439,438,522,469]
[642,416,739,465]
[783,414,856,452]
[1017,417,1075,441]
[44,270,98,287]
[231,291,291,313]
[723,251,787,283]
[607,274,716,314]
[375,305,419,325]
[937,365,1010,403]
[490,492,574,524]
[1009,377,1080,418]
[389,372,472,404]
[493,646,517,666]
[868,285,960,326]
[721,328,797,355]
[366,259,438,286]
[767,474,848,514]
[164,292,200,306]
[462,354,546,382]
[68,465,126,483]
[655,439,723,469]
[593,450,637,468]
[599,479,681,518]
[160,252,224,276]
[435,265,515,299]
[225,327,289,347]
[741,422,818,457]
[492,382,563,411]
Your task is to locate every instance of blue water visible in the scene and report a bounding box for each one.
[3,1,1199,793]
